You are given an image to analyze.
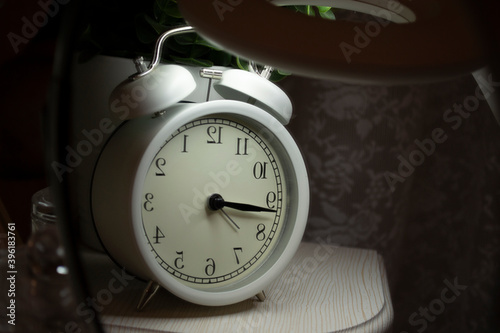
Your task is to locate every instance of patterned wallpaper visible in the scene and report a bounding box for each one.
[279,72,500,332]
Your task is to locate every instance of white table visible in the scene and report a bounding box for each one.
[83,242,393,332]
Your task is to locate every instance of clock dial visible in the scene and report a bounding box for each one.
[141,116,287,289]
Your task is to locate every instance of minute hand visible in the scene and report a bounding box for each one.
[208,194,276,212]
[223,201,277,212]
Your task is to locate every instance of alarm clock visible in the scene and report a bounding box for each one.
[90,26,309,306]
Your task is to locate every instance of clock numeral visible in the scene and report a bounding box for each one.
[181,135,188,153]
[155,158,166,176]
[153,226,165,244]
[256,223,266,241]
[205,258,216,276]
[266,191,277,209]
[174,251,185,269]
[236,138,249,155]
[144,193,154,212]
[233,247,243,265]
[207,126,223,144]
[253,162,268,179]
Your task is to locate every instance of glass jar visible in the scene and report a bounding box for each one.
[31,187,57,232]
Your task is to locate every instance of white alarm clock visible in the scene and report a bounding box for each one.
[91,26,309,306]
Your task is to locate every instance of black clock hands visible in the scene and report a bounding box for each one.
[219,209,240,230]
[208,193,276,231]
[208,194,277,213]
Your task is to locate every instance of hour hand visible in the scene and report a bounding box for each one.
[208,194,276,212]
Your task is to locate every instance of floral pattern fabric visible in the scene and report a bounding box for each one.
[278,72,500,333]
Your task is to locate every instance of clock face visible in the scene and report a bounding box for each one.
[141,116,288,289]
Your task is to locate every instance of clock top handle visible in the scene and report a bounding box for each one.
[178,0,486,84]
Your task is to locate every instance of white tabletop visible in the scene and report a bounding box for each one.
[83,242,393,332]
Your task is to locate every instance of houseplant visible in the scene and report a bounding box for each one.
[77,0,335,81]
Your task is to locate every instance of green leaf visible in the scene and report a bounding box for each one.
[317,6,331,13]
[287,5,335,20]
[165,38,191,54]
[269,71,288,82]
[145,13,169,35]
[135,13,165,44]
[154,0,183,22]
[188,44,210,59]
[319,9,336,20]
[154,0,169,23]
[293,6,310,16]
[174,34,219,50]
[235,57,249,71]
[209,50,232,67]
[277,68,292,76]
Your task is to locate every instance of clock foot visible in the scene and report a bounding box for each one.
[255,290,266,302]
[137,280,161,311]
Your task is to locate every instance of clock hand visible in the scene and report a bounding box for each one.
[219,208,240,230]
[208,194,277,213]
[207,194,241,230]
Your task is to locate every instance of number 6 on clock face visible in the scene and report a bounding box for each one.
[92,100,309,306]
